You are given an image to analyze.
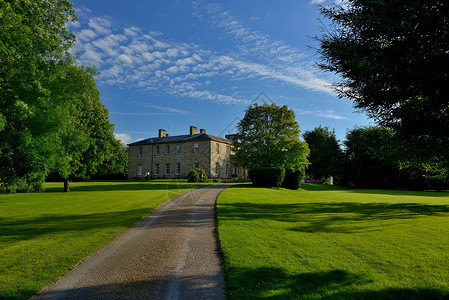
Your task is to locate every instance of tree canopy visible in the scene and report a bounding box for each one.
[316,0,449,173]
[233,103,309,171]
[303,126,342,178]
[0,0,127,192]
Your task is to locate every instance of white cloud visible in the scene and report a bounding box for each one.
[310,0,326,4]
[296,109,349,120]
[89,17,112,35]
[78,29,97,41]
[114,133,132,145]
[73,6,336,105]
[124,26,140,37]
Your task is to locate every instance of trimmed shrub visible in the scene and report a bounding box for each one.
[249,167,285,188]
[187,168,208,182]
[282,168,305,190]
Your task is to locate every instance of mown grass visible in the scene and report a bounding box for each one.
[217,183,449,299]
[0,180,210,300]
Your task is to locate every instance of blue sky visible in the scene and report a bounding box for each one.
[69,0,373,144]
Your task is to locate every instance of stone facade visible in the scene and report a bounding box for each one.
[128,126,244,179]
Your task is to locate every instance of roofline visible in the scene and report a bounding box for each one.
[127,133,234,146]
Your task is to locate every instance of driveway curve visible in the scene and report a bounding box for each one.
[32,183,236,300]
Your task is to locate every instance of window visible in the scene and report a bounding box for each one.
[137,165,142,176]
[226,164,229,175]
[165,163,170,175]
[216,143,220,154]
[216,162,220,175]
[176,163,181,175]
[194,163,199,169]
[155,146,160,155]
[176,144,181,154]
[194,143,199,153]
[226,145,230,154]
[165,145,170,154]
[155,164,160,175]
[138,147,143,157]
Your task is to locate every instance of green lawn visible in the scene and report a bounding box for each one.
[217,183,449,299]
[0,180,210,300]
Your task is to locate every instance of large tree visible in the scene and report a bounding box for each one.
[233,103,309,171]
[343,127,399,189]
[1,1,126,192]
[303,126,342,178]
[316,0,449,173]
[0,0,77,192]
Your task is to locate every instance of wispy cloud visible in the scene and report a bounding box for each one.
[71,4,335,105]
[309,0,326,4]
[127,102,192,115]
[296,108,349,120]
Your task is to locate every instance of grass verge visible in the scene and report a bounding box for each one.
[217,183,449,299]
[0,180,210,300]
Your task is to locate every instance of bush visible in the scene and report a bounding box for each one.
[248,167,285,188]
[187,168,208,182]
[282,168,305,190]
[1,173,45,194]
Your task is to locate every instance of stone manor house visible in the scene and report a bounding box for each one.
[128,126,244,179]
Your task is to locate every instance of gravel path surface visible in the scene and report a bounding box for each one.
[32,184,235,300]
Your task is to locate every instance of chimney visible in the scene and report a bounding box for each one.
[158,129,166,138]
[190,126,197,135]
[200,128,206,134]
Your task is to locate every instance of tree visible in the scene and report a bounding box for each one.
[43,61,124,192]
[303,126,342,178]
[0,0,77,192]
[0,1,127,192]
[316,0,449,174]
[233,103,309,171]
[343,127,399,189]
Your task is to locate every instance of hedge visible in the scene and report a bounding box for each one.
[282,168,305,190]
[248,167,285,188]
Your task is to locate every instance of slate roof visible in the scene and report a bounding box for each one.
[127,133,233,146]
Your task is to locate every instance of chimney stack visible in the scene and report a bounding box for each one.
[158,129,166,138]
[200,128,206,134]
[190,126,197,135]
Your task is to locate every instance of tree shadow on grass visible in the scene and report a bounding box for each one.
[44,181,209,193]
[224,267,448,299]
[0,208,152,243]
[231,183,449,197]
[218,201,449,233]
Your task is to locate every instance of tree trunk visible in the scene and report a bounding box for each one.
[64,176,70,192]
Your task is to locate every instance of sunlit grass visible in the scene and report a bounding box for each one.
[0,180,210,300]
[217,183,449,299]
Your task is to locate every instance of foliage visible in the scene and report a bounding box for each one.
[187,168,208,182]
[0,0,77,192]
[0,1,127,192]
[316,0,449,173]
[342,127,399,189]
[0,180,210,299]
[42,61,126,190]
[217,183,449,299]
[248,167,285,188]
[303,126,342,178]
[233,103,309,176]
[281,168,305,190]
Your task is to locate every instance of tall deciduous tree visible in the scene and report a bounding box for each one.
[316,0,449,174]
[1,1,127,192]
[233,103,309,171]
[303,126,342,178]
[343,127,399,189]
[0,0,77,192]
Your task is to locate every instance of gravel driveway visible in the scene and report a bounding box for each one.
[32,184,235,300]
